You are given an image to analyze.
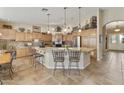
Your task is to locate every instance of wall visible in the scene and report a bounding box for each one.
[100,8,124,52]
[0,7,97,28]
[102,8,124,25]
[11,23,33,32]
[10,23,57,33]
[97,8,104,61]
[108,34,124,50]
[96,8,124,60]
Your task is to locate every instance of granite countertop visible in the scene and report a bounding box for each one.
[36,47,96,53]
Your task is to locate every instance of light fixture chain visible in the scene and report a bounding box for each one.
[64,7,67,28]
[79,7,81,28]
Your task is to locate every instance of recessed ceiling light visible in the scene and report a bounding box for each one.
[114,29,120,32]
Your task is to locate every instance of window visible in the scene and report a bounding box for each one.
[119,34,124,43]
[111,35,117,43]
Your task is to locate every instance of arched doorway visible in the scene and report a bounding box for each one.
[103,20,124,53]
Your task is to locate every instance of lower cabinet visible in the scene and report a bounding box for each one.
[16,48,33,58]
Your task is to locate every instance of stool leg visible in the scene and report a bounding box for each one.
[34,57,36,69]
[62,62,65,75]
[9,69,13,80]
[54,62,57,75]
[41,56,44,69]
[68,61,72,75]
[76,62,80,75]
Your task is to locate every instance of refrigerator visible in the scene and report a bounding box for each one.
[73,36,81,48]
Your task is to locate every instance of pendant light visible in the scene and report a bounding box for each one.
[78,7,82,32]
[0,33,2,36]
[64,7,67,32]
[47,13,50,34]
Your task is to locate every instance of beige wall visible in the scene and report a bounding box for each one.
[108,34,124,50]
[102,8,124,25]
[97,8,104,61]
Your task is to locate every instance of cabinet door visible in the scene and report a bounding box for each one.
[8,30,16,40]
[43,34,52,41]
[16,32,25,41]
[25,32,32,41]
[16,49,24,58]
[0,29,16,40]
[32,32,39,39]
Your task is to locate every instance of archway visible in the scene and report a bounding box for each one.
[103,20,124,52]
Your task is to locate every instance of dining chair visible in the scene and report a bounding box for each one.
[52,49,65,75]
[0,51,16,80]
[68,49,81,75]
[0,80,2,85]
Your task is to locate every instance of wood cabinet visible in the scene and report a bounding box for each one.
[32,32,52,42]
[82,36,96,48]
[16,48,25,58]
[0,29,52,42]
[0,29,16,40]
[63,34,73,41]
[16,32,33,41]
[16,48,33,58]
[63,29,97,48]
[16,32,25,41]
[32,32,43,39]
[25,32,32,41]
[43,34,52,41]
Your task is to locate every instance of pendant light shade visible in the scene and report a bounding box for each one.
[64,7,67,32]
[47,13,50,34]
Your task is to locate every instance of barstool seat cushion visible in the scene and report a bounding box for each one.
[54,57,64,62]
[69,57,80,62]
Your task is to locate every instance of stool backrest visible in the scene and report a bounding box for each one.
[52,49,65,62]
[68,49,81,62]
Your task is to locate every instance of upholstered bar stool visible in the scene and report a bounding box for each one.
[52,49,65,75]
[68,49,81,75]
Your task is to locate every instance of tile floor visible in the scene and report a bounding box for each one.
[1,51,124,85]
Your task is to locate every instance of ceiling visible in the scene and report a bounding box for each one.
[0,7,97,27]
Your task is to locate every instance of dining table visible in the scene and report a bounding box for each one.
[0,53,11,85]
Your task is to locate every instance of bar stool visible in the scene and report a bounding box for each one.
[68,49,81,75]
[52,49,65,75]
[32,49,45,68]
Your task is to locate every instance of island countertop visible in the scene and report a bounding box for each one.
[36,47,94,69]
[34,47,96,53]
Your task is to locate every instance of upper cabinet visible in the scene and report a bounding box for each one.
[16,32,33,41]
[0,29,16,40]
[32,32,42,39]
[25,32,32,41]
[16,32,25,41]
[32,32,52,41]
[43,34,52,41]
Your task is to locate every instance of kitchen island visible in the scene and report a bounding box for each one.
[35,47,95,69]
